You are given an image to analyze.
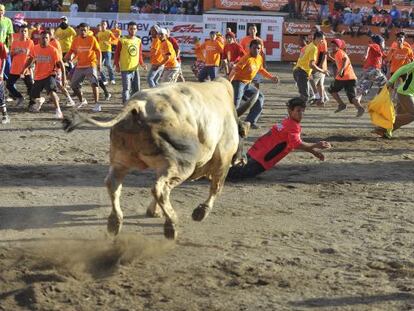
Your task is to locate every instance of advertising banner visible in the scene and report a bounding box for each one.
[204,14,283,61]
[214,0,287,11]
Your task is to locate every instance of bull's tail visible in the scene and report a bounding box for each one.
[62,101,146,132]
[236,89,260,117]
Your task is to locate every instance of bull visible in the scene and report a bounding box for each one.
[63,78,257,239]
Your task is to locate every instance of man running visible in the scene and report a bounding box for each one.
[147,25,164,88]
[7,24,34,108]
[293,31,330,104]
[240,24,264,89]
[198,31,224,82]
[0,39,8,124]
[64,23,101,112]
[158,28,179,83]
[97,20,116,85]
[223,32,245,76]
[22,30,66,119]
[229,39,279,129]
[114,21,146,103]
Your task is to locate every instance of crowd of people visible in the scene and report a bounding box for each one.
[2,0,63,11]
[329,4,414,30]
[1,3,414,178]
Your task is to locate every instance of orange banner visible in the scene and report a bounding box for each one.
[214,0,286,11]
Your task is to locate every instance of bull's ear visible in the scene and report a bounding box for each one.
[236,89,260,117]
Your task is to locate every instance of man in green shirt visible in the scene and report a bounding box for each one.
[386,61,414,133]
[0,5,13,80]
[0,5,13,47]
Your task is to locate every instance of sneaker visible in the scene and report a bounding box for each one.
[6,97,13,102]
[356,106,365,117]
[102,81,109,86]
[1,115,10,124]
[30,98,45,112]
[110,80,116,85]
[92,103,102,112]
[66,97,76,107]
[334,103,347,113]
[105,93,112,101]
[76,99,88,109]
[16,97,25,108]
[55,109,64,119]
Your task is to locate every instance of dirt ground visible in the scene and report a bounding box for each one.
[0,61,413,311]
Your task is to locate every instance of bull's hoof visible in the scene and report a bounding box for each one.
[164,221,177,240]
[107,213,123,236]
[146,208,163,218]
[192,204,210,222]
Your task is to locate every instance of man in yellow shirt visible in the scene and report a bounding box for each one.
[147,25,164,88]
[229,39,279,129]
[114,21,147,104]
[55,16,77,72]
[97,20,116,84]
[293,31,329,103]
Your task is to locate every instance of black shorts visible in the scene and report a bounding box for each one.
[31,76,57,98]
[328,79,357,102]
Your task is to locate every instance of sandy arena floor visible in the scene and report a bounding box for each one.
[0,61,413,311]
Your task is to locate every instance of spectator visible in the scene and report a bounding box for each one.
[109,0,118,12]
[141,2,152,13]
[352,8,363,25]
[169,2,178,14]
[70,1,79,13]
[343,8,353,26]
[22,0,32,11]
[319,0,329,22]
[160,0,169,13]
[390,5,401,27]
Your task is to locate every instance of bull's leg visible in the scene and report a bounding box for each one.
[146,199,163,218]
[153,166,193,240]
[192,171,227,222]
[105,165,129,236]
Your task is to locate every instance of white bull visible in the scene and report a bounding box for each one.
[63,78,257,239]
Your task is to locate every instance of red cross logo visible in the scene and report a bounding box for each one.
[263,34,280,55]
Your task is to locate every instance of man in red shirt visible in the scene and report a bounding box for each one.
[227,97,331,180]
[223,32,245,75]
[356,34,387,99]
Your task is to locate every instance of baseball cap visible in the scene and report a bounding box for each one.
[153,24,162,33]
[160,28,168,35]
[331,39,344,49]
[60,16,68,21]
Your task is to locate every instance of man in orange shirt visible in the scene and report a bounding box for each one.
[158,28,179,83]
[198,31,223,82]
[388,32,413,78]
[147,25,164,88]
[191,36,205,78]
[229,39,279,129]
[22,30,66,119]
[111,21,122,53]
[64,23,102,112]
[328,39,364,117]
[6,24,34,108]
[240,25,265,88]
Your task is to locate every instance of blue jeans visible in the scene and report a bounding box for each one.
[232,80,264,125]
[121,70,140,103]
[198,66,219,82]
[100,51,115,82]
[147,65,164,88]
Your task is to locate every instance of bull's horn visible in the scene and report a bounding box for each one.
[236,89,260,117]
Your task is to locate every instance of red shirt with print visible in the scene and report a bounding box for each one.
[248,117,302,170]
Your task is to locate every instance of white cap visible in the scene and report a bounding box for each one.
[153,24,161,33]
[60,16,68,20]
[160,28,168,35]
